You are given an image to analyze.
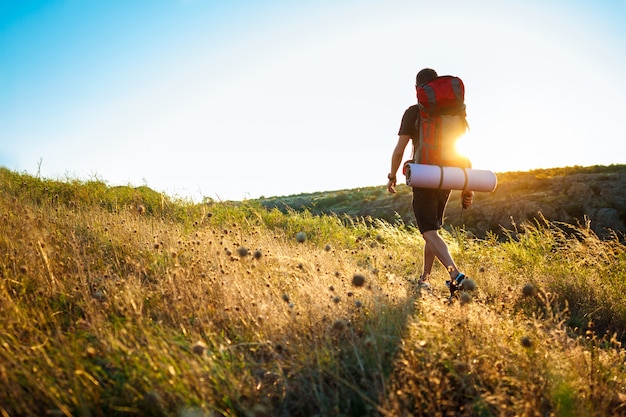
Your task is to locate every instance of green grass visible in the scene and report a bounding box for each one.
[1,167,626,416]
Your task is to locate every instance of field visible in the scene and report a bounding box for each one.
[1,167,625,416]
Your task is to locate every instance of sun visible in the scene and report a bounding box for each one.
[455,131,472,162]
[455,130,518,172]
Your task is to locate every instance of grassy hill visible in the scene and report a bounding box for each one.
[257,164,626,240]
[1,166,625,416]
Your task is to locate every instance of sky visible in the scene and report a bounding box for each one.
[1,0,625,202]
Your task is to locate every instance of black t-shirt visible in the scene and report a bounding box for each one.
[397,104,420,137]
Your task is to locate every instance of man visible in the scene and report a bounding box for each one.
[387,68,473,298]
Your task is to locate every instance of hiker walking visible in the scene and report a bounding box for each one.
[387,68,473,299]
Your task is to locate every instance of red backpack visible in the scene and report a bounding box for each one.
[413,75,469,168]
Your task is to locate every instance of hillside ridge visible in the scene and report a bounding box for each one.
[257,164,626,239]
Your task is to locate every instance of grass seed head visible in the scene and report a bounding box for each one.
[520,336,533,348]
[92,291,106,302]
[522,283,537,297]
[352,273,366,287]
[461,278,476,291]
[331,319,348,333]
[460,292,472,305]
[453,361,469,374]
[191,341,207,355]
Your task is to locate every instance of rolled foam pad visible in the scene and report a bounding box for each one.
[404,163,497,192]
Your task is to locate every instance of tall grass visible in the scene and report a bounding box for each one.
[1,168,625,416]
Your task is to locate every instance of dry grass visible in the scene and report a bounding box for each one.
[1,169,626,416]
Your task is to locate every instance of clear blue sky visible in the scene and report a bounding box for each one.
[2,0,625,201]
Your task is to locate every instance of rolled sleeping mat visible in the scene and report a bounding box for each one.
[404,163,497,192]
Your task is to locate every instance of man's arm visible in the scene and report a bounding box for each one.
[387,134,411,193]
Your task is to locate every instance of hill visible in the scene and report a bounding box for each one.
[1,166,625,416]
[257,164,626,240]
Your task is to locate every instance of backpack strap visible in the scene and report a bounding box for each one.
[462,167,469,190]
[437,166,445,189]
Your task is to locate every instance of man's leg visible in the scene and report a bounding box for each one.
[422,241,435,276]
[422,230,460,279]
[414,187,462,281]
[417,243,436,286]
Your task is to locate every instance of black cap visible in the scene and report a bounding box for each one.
[416,68,438,86]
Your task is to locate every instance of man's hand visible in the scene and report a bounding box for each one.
[387,172,397,194]
[461,190,474,209]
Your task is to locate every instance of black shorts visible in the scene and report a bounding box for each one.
[412,187,451,233]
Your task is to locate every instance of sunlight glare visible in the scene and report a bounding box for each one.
[456,130,504,172]
[455,131,473,161]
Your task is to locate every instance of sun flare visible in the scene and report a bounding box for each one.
[455,131,509,172]
[455,132,472,161]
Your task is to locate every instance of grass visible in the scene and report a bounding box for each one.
[1,167,626,416]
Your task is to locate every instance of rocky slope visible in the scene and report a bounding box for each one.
[258,165,626,240]
[449,166,626,238]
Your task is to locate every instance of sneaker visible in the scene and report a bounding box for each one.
[446,273,467,298]
[417,274,431,289]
